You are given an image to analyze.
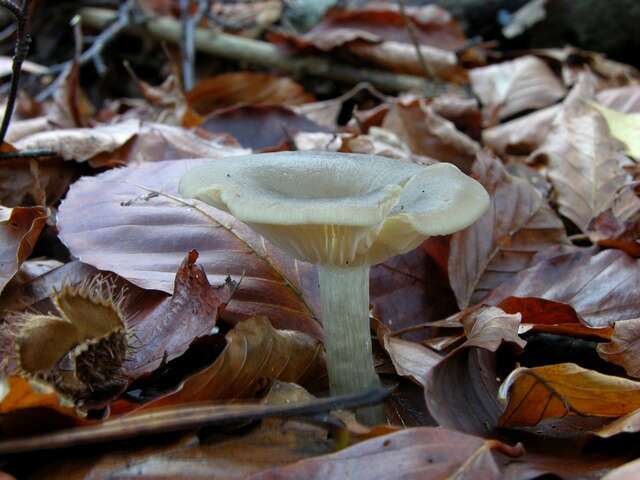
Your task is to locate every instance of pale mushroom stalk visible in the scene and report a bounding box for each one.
[318,263,381,423]
[179,151,490,426]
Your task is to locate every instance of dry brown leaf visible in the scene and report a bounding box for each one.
[482,105,560,156]
[598,318,640,378]
[448,151,568,308]
[382,97,480,172]
[186,73,314,115]
[249,427,523,480]
[383,336,442,386]
[0,205,47,294]
[425,306,525,435]
[200,105,329,150]
[485,248,640,328]
[531,72,640,233]
[499,296,612,340]
[498,363,640,427]
[470,56,566,124]
[140,316,325,407]
[0,157,76,206]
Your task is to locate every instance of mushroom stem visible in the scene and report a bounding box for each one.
[318,264,384,425]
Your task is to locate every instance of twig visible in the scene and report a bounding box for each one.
[179,0,194,91]
[80,7,441,95]
[0,0,32,146]
[397,0,434,79]
[35,0,136,102]
[0,148,57,159]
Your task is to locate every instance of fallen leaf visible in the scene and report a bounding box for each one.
[0,157,76,206]
[470,56,566,124]
[199,105,330,150]
[498,363,640,427]
[186,73,314,115]
[383,336,441,386]
[482,104,560,156]
[0,376,81,437]
[587,209,640,257]
[13,119,140,162]
[591,102,640,159]
[598,318,640,378]
[249,427,523,480]
[382,97,480,172]
[499,296,612,340]
[602,458,640,480]
[448,151,568,308]
[425,306,525,435]
[0,205,48,294]
[597,85,640,114]
[147,316,325,407]
[531,72,640,233]
[485,248,640,328]
[57,159,323,337]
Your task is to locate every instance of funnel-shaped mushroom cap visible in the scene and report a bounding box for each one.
[179,152,489,266]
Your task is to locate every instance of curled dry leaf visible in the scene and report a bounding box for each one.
[448,151,568,309]
[470,56,566,124]
[598,318,640,378]
[425,306,525,435]
[0,157,76,206]
[57,160,323,337]
[147,316,325,407]
[498,363,640,428]
[0,205,48,294]
[382,97,480,172]
[383,336,442,387]
[482,104,560,156]
[499,296,612,340]
[0,376,81,437]
[186,73,315,115]
[270,5,466,52]
[485,248,640,328]
[199,105,330,150]
[596,85,640,114]
[531,72,640,233]
[587,209,640,258]
[249,427,524,480]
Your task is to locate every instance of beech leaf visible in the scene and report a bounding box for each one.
[448,151,568,308]
[499,363,640,428]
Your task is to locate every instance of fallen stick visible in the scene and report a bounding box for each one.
[79,7,438,94]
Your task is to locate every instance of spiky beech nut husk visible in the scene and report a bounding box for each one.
[15,275,131,408]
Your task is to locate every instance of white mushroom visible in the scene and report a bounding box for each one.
[179,151,489,423]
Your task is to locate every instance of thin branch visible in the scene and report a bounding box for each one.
[36,0,136,102]
[80,7,443,95]
[0,148,57,159]
[397,0,435,79]
[0,0,32,145]
[178,0,194,91]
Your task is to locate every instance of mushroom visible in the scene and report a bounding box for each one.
[179,151,489,423]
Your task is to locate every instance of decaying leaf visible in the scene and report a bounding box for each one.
[383,335,442,386]
[0,157,76,206]
[470,56,566,124]
[186,73,314,115]
[425,306,525,435]
[485,248,640,328]
[448,151,568,308]
[531,72,640,233]
[598,318,640,378]
[382,97,480,172]
[0,205,48,294]
[147,316,326,406]
[499,296,612,340]
[249,427,524,479]
[499,363,640,427]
